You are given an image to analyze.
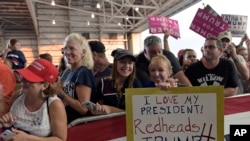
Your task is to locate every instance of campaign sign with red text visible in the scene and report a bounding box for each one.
[221,14,248,37]
[148,15,180,39]
[190,8,229,38]
[126,86,224,141]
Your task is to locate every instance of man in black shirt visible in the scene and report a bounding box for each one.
[89,41,112,86]
[136,35,191,86]
[185,36,239,97]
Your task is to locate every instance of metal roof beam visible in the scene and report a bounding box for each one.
[26,0,39,36]
[32,0,144,20]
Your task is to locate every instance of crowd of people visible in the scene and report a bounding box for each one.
[0,30,249,140]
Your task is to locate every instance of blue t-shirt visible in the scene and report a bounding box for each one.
[143,81,156,87]
[62,66,97,123]
[7,50,26,69]
[94,64,112,86]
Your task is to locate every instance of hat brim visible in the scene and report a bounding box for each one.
[16,69,44,83]
[116,54,136,61]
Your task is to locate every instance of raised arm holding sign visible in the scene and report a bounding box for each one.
[190,8,229,38]
[148,15,180,39]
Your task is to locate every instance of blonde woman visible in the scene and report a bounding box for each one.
[144,54,178,90]
[57,33,97,123]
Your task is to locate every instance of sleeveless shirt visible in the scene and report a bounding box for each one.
[10,94,59,137]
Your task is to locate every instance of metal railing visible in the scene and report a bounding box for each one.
[68,112,125,127]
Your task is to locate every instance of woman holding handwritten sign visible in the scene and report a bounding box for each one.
[144,54,179,90]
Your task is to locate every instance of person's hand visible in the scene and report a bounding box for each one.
[155,78,178,91]
[241,33,248,42]
[245,34,250,47]
[164,30,169,40]
[88,103,108,115]
[0,113,17,128]
[5,128,29,141]
[227,42,237,58]
[53,79,64,95]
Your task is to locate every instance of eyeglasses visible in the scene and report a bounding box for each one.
[203,45,217,50]
[63,46,77,52]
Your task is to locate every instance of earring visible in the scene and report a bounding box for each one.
[41,89,47,98]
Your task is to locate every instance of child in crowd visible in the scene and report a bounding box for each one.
[2,38,27,69]
[88,49,141,115]
[144,54,178,90]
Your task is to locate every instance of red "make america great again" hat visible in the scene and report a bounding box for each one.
[16,59,58,83]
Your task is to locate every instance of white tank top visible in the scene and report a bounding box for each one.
[10,94,59,137]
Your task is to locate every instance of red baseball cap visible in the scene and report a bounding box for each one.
[16,59,58,83]
[177,49,185,58]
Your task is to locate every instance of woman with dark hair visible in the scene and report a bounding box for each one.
[179,49,198,72]
[88,49,141,115]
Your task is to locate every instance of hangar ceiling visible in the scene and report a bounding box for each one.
[0,0,201,64]
[0,0,201,37]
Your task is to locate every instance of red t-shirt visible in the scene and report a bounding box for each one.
[0,58,16,114]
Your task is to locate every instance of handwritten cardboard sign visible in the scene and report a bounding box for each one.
[221,14,248,37]
[126,86,224,141]
[190,8,229,38]
[148,15,180,39]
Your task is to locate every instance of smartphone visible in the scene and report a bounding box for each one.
[0,130,16,139]
[177,83,188,87]
[82,101,96,110]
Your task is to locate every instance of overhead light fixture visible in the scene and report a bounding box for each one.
[87,21,90,25]
[51,0,55,6]
[125,15,129,20]
[118,22,121,26]
[96,3,101,9]
[52,19,56,25]
[135,7,139,11]
[91,13,95,18]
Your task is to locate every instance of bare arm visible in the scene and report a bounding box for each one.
[2,99,67,141]
[102,105,124,114]
[232,55,249,80]
[173,71,192,86]
[224,87,238,97]
[228,43,249,80]
[245,35,250,62]
[89,103,124,115]
[61,84,91,115]
[163,30,170,51]
[49,99,67,141]
[2,47,11,63]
